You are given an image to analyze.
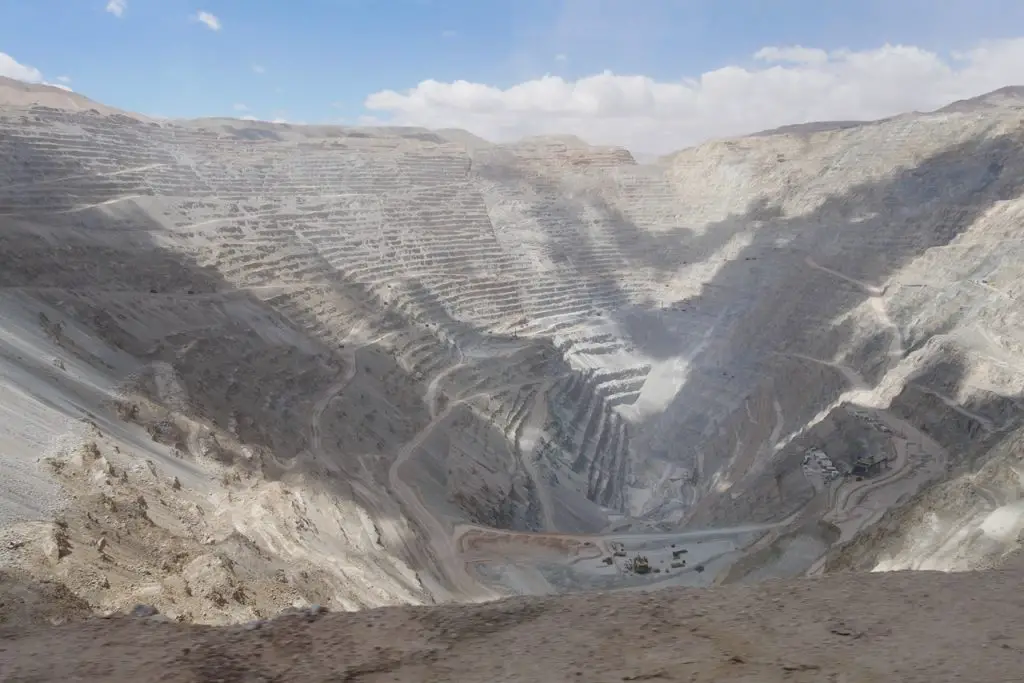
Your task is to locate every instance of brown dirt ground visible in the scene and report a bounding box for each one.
[3,554,1024,682]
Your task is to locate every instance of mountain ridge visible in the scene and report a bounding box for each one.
[7,75,1021,155]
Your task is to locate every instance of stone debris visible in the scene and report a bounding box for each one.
[129,604,159,618]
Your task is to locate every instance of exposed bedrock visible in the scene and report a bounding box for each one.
[3,79,1024,610]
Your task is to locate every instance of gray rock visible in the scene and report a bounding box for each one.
[129,604,159,618]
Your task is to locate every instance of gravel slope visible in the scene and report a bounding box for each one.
[3,555,1024,682]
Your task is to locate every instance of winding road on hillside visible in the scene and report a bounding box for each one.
[828,408,949,541]
[304,257,954,600]
[306,328,800,600]
[308,326,398,459]
[386,370,591,600]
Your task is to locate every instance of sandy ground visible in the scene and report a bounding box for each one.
[4,554,1024,682]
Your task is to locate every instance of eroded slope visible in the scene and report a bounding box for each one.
[2,77,1024,616]
[5,553,1024,682]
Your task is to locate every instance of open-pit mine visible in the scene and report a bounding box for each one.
[2,76,1024,632]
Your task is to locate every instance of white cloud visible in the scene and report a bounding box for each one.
[0,52,44,83]
[233,103,249,112]
[252,64,266,75]
[256,113,308,125]
[441,29,457,39]
[56,75,72,84]
[105,0,126,17]
[365,37,1024,154]
[194,10,221,31]
[235,114,303,125]
[0,52,73,91]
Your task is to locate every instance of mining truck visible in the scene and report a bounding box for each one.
[633,555,651,574]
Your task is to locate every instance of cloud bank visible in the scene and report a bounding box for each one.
[0,52,72,91]
[365,38,1024,154]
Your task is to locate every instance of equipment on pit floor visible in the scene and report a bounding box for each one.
[632,555,651,574]
[851,453,889,478]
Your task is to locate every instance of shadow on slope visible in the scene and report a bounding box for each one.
[709,348,1024,580]
[7,105,1024,602]
[448,127,1024,532]
[824,353,1024,573]
[626,132,1024,478]
[627,133,1015,362]
[1,111,583,600]
[474,146,787,358]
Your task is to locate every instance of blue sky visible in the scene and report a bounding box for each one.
[2,1,1023,150]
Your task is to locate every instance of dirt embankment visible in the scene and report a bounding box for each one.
[3,554,1024,682]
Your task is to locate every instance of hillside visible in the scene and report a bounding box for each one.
[1,75,1024,626]
[4,554,1024,682]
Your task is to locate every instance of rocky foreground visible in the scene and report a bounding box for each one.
[3,556,1023,682]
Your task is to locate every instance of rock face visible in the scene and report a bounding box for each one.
[1,76,1024,616]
